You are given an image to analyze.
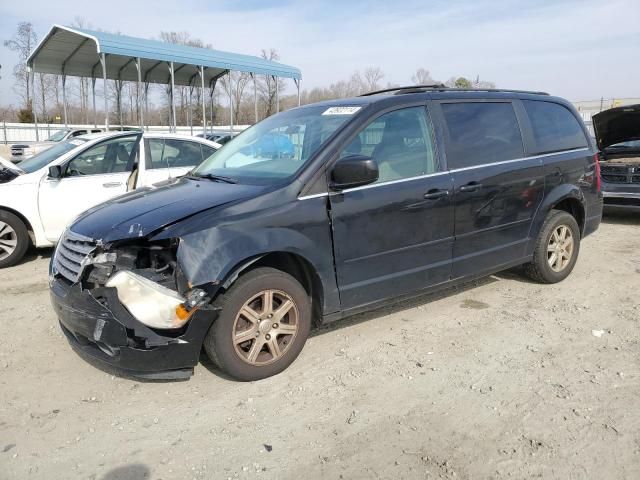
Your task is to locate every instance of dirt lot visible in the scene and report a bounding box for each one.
[1,213,639,480]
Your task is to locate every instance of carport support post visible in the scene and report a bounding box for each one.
[296,79,301,107]
[62,73,68,128]
[209,77,217,134]
[188,81,193,136]
[169,61,177,133]
[251,73,258,123]
[144,82,150,132]
[275,76,279,113]
[228,73,234,136]
[91,77,97,128]
[136,57,144,129]
[29,68,39,141]
[100,53,109,129]
[200,66,206,134]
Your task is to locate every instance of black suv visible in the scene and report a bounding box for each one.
[49,86,603,381]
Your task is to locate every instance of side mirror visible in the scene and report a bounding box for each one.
[48,165,63,179]
[330,155,379,190]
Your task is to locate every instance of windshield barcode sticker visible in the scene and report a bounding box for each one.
[322,106,362,115]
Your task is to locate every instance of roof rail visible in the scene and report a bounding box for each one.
[360,84,446,96]
[361,85,549,97]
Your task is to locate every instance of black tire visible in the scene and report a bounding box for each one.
[524,209,580,283]
[0,210,30,269]
[204,267,312,381]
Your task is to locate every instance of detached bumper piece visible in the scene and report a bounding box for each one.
[50,278,217,380]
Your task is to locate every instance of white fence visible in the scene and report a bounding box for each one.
[1,122,249,144]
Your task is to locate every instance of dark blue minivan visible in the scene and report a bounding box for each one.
[50,86,603,381]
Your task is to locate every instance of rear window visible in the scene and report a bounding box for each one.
[441,102,524,169]
[523,100,588,154]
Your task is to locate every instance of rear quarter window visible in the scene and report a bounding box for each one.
[441,102,524,169]
[523,100,588,154]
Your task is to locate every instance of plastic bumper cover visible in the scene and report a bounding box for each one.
[50,276,217,380]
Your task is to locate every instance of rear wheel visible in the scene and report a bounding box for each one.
[204,267,311,381]
[524,209,580,283]
[0,211,29,268]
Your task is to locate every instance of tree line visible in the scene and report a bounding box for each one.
[2,20,495,126]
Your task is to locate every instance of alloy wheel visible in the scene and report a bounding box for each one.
[547,225,574,272]
[0,221,17,261]
[232,289,299,366]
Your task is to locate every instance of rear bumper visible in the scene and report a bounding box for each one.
[50,275,217,380]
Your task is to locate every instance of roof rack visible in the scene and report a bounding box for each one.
[360,85,549,97]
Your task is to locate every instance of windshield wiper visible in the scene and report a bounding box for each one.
[190,173,238,184]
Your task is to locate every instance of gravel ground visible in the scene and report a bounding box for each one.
[1,212,639,480]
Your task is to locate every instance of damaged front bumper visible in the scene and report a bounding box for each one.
[50,270,218,380]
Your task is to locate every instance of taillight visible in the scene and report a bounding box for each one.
[594,153,601,192]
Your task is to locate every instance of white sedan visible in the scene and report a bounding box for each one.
[0,131,220,267]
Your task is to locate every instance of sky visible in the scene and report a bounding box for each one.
[1,0,639,106]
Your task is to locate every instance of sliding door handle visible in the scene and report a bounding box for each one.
[102,182,123,188]
[459,182,483,192]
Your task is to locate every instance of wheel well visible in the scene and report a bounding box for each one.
[234,252,324,326]
[0,207,34,243]
[552,198,585,235]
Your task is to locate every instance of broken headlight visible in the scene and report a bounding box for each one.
[106,270,192,329]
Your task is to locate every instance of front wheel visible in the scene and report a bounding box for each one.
[204,267,311,381]
[524,209,580,283]
[0,211,30,268]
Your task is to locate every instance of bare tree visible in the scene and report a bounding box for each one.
[220,71,251,124]
[411,68,436,85]
[159,31,212,126]
[4,22,38,107]
[256,49,286,119]
[363,67,385,92]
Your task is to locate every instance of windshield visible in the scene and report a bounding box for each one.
[47,129,71,142]
[193,105,358,185]
[608,139,640,149]
[19,139,87,174]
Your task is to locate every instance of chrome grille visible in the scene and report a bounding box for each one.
[54,230,96,283]
[601,165,638,184]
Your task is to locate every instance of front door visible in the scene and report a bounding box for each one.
[329,106,454,310]
[38,135,139,241]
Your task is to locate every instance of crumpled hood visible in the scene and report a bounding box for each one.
[70,176,263,242]
[593,104,640,150]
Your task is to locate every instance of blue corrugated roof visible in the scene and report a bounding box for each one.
[28,24,301,83]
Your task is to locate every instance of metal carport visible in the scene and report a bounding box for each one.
[27,25,302,139]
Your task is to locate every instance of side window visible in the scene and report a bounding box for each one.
[441,102,524,169]
[523,100,588,154]
[165,140,203,168]
[146,138,166,169]
[70,130,87,137]
[340,107,437,183]
[201,144,217,161]
[66,136,137,176]
[146,139,204,169]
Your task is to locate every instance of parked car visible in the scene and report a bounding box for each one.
[49,87,602,381]
[0,132,219,267]
[593,104,640,210]
[197,133,234,145]
[10,127,104,162]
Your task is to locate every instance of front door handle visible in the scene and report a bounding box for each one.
[423,189,449,200]
[102,182,123,188]
[459,182,483,192]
